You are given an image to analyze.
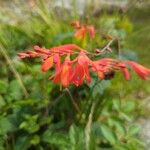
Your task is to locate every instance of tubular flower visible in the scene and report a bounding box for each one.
[18,43,150,87]
[50,54,62,84]
[120,67,131,80]
[18,44,85,59]
[91,58,119,80]
[18,51,40,58]
[51,54,73,87]
[71,21,95,40]
[49,44,85,54]
[91,59,150,80]
[60,54,73,87]
[41,56,54,72]
[71,52,91,86]
[126,61,150,80]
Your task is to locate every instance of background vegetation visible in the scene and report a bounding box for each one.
[0,0,150,150]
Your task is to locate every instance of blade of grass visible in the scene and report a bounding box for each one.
[0,44,29,98]
[85,101,96,150]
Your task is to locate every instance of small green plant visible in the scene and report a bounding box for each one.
[0,1,149,150]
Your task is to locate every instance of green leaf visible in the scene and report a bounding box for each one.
[114,144,130,150]
[42,129,68,148]
[108,118,126,137]
[113,100,121,111]
[19,122,28,129]
[130,138,145,148]
[0,80,8,94]
[92,80,111,98]
[92,122,103,138]
[0,136,5,150]
[19,115,40,134]
[14,136,31,150]
[69,125,85,150]
[0,95,5,108]
[119,112,132,122]
[124,101,135,113]
[128,125,141,136]
[30,135,40,145]
[0,117,14,135]
[8,80,23,100]
[100,124,117,145]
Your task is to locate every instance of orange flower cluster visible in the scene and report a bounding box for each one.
[18,44,150,87]
[71,21,95,40]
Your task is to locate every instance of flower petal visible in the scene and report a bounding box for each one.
[18,52,30,59]
[41,56,53,72]
[71,64,84,86]
[121,67,131,80]
[74,27,86,40]
[50,44,84,53]
[87,26,95,39]
[61,55,72,87]
[33,45,50,55]
[97,71,105,80]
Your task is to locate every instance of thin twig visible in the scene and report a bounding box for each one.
[0,45,29,98]
[65,88,80,113]
[48,92,65,110]
[93,40,114,56]
[101,40,113,52]
[85,79,100,120]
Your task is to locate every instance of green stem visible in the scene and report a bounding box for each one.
[85,101,96,150]
[65,88,81,113]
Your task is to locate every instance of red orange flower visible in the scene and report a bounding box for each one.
[126,61,150,80]
[18,43,150,87]
[51,54,73,87]
[71,21,95,40]
[71,52,91,86]
[91,58,150,81]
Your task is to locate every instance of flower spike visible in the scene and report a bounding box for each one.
[18,43,150,87]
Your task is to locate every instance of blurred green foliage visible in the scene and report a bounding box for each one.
[0,0,149,150]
